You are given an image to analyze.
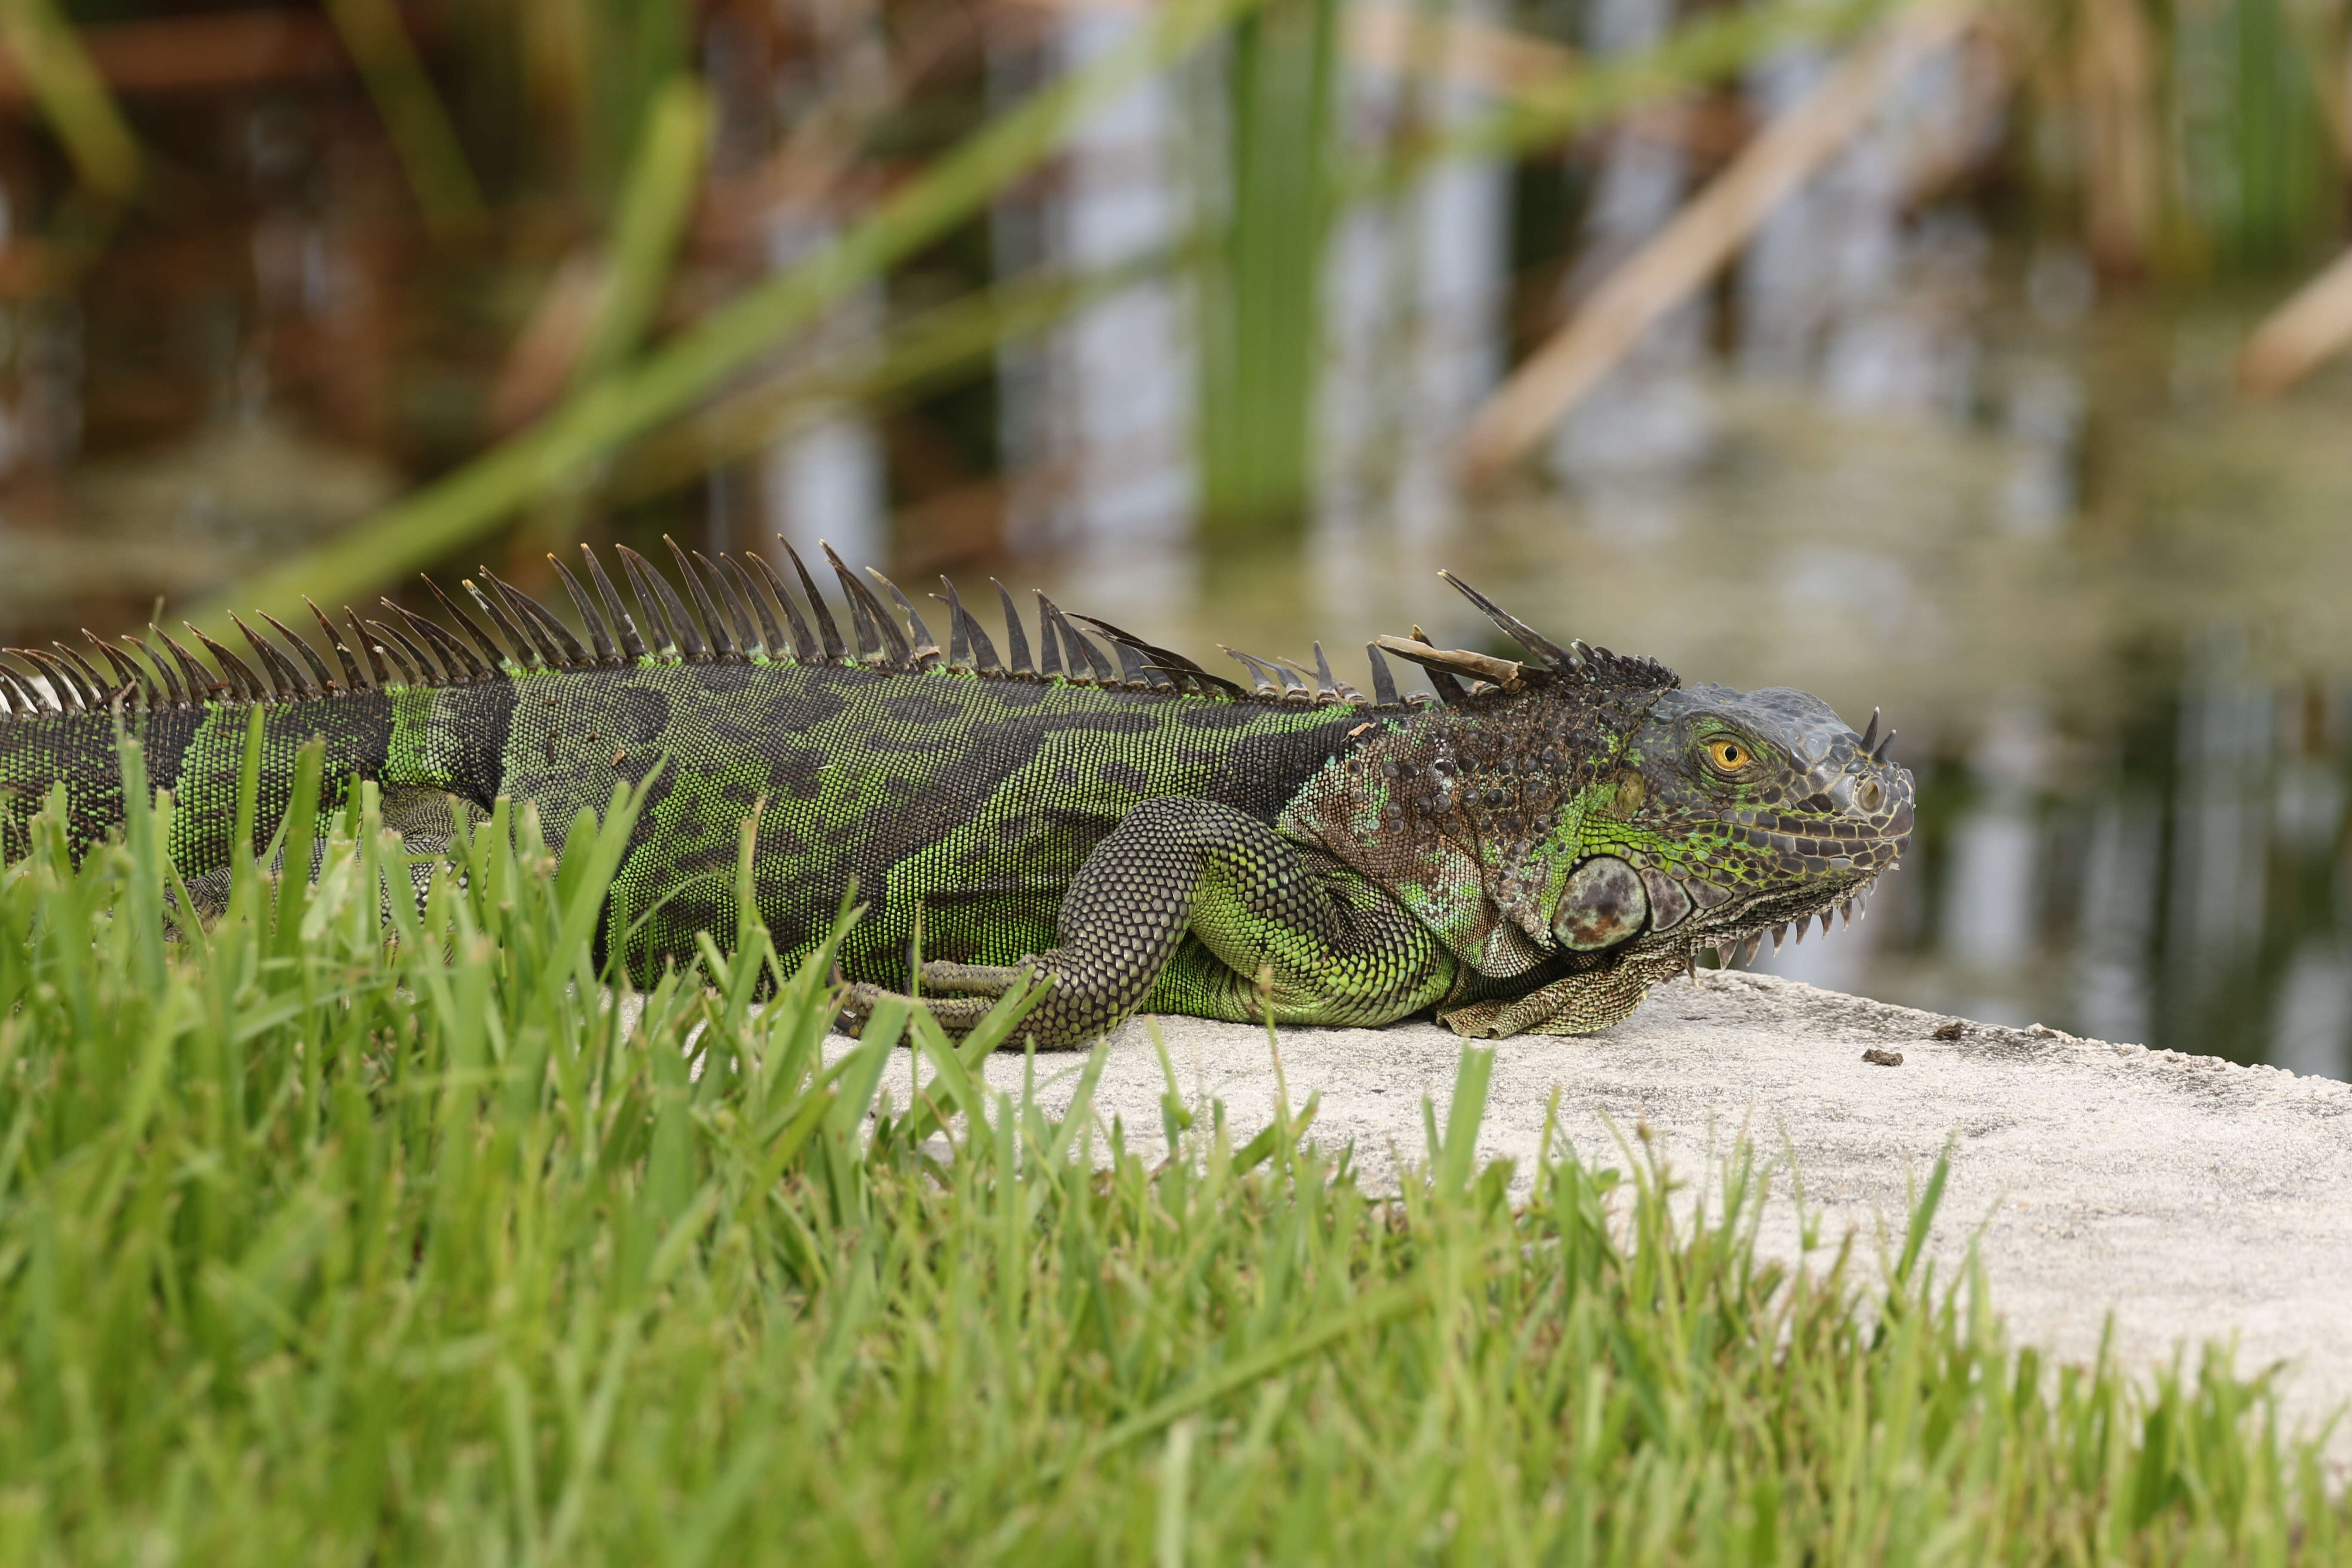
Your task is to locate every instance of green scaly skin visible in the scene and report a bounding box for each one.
[0,547,1914,1049]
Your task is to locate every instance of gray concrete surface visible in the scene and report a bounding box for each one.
[847,971,2352,1463]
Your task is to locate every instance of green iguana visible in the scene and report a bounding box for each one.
[0,541,1912,1048]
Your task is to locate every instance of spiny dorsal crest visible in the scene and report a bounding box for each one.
[0,542,1672,720]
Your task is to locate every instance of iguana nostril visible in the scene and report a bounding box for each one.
[1857,779,1884,813]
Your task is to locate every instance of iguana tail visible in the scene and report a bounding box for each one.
[0,616,434,875]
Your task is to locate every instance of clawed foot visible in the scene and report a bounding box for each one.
[834,980,1002,1038]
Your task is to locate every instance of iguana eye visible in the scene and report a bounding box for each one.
[1706,737,1752,773]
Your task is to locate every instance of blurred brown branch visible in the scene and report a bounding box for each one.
[1457,1,1979,485]
[0,9,346,105]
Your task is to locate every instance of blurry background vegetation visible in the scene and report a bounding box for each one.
[6,0,2352,1071]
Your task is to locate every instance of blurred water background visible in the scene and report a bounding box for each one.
[3,0,2352,1075]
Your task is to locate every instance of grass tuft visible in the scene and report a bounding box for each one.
[0,736,2341,1562]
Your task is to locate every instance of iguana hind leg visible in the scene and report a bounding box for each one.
[839,797,1455,1050]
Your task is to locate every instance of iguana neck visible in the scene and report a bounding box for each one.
[1277,691,1647,977]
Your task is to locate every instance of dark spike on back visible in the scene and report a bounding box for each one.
[261,612,339,692]
[1221,647,1280,696]
[343,608,392,687]
[0,662,43,714]
[1032,592,1063,678]
[154,627,217,701]
[616,545,706,660]
[1365,643,1400,706]
[17,649,89,710]
[870,570,941,668]
[364,621,427,686]
[374,607,452,683]
[232,614,314,697]
[551,558,622,665]
[1436,570,1582,675]
[419,576,508,674]
[52,643,113,706]
[747,553,821,661]
[184,625,266,700]
[306,600,370,690]
[611,546,680,657]
[665,538,737,659]
[387,600,486,682]
[935,582,970,667]
[714,556,782,658]
[582,547,649,660]
[1038,596,1112,683]
[462,578,543,668]
[129,635,188,706]
[85,635,154,707]
[778,540,847,662]
[0,662,47,714]
[939,579,1003,672]
[994,580,1034,674]
[823,544,906,663]
[485,571,588,666]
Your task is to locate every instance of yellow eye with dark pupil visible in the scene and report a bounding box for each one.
[1708,738,1751,772]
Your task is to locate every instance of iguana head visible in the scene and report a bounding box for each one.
[1323,573,1914,986]
[1577,681,1914,966]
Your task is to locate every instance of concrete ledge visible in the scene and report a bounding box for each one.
[901,972,2352,1463]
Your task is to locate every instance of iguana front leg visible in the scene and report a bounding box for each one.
[838,797,1456,1050]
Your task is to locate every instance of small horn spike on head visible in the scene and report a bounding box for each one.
[1436,570,1582,674]
[1858,707,1880,753]
[1871,728,1897,764]
[581,547,649,660]
[993,580,1034,674]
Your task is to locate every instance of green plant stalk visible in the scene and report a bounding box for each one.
[324,0,488,241]
[0,0,140,200]
[200,0,1271,631]
[1198,0,1344,541]
[607,248,1181,506]
[573,74,710,389]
